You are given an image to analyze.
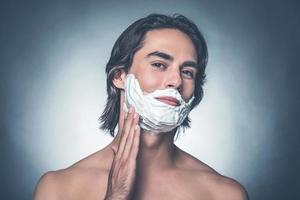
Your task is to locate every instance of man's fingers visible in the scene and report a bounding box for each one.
[122,112,139,159]
[116,107,134,158]
[105,108,140,200]
[130,124,141,161]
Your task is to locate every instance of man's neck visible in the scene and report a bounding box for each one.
[110,128,178,170]
[137,130,177,170]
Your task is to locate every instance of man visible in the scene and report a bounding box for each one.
[34,14,248,200]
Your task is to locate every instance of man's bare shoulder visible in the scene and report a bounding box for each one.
[175,147,248,200]
[34,147,113,200]
[209,175,249,200]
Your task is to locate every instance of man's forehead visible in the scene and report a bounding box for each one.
[141,29,198,62]
[143,28,190,43]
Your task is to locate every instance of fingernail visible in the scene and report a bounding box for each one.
[133,112,138,119]
[135,125,139,130]
[129,107,133,113]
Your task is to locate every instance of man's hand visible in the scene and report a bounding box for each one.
[105,107,141,200]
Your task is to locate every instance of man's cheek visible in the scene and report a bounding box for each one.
[141,77,162,92]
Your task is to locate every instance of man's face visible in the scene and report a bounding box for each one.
[128,28,197,103]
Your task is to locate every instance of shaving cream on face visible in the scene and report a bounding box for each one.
[124,74,194,134]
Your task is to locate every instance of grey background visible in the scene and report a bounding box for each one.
[1,0,299,199]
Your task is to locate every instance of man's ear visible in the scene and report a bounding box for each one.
[112,69,127,89]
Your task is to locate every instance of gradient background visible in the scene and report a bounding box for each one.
[1,0,299,199]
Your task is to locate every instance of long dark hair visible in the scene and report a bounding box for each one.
[100,13,208,137]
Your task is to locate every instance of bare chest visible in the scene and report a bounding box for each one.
[130,174,213,200]
[61,170,214,200]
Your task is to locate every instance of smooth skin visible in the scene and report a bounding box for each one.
[34,29,248,200]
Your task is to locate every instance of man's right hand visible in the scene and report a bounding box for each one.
[104,107,141,200]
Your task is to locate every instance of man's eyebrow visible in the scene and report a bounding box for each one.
[180,61,198,69]
[146,51,198,69]
[146,51,174,61]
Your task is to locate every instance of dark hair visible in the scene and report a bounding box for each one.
[100,13,208,137]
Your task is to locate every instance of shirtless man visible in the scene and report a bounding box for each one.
[34,14,248,200]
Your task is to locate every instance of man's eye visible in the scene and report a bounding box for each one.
[181,70,195,79]
[151,62,166,69]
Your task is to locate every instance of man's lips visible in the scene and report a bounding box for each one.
[155,96,180,106]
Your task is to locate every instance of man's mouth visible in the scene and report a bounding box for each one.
[155,96,180,106]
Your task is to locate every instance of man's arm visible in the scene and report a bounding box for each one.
[104,108,141,200]
[34,172,60,200]
[216,177,249,200]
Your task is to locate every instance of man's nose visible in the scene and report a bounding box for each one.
[165,67,182,89]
